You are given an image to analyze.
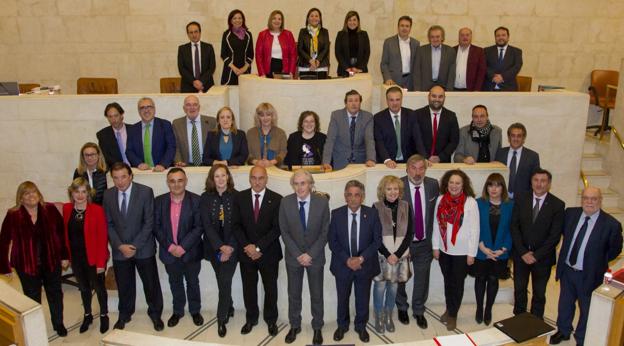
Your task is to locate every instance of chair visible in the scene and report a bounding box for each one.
[76,78,118,94]
[516,76,532,92]
[587,70,619,137]
[160,77,181,93]
[18,83,40,94]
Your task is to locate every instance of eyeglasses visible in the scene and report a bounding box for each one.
[139,105,154,111]
[581,196,600,202]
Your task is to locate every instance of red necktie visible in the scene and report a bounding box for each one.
[430,112,438,157]
[253,193,260,222]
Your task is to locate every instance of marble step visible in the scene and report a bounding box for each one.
[581,153,603,171]
[579,170,612,189]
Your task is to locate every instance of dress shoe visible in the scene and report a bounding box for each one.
[217,322,227,337]
[440,310,449,323]
[398,310,410,325]
[415,314,428,329]
[79,314,93,333]
[113,319,126,330]
[549,331,570,344]
[312,329,323,345]
[100,315,109,334]
[475,308,483,324]
[192,313,204,326]
[152,318,165,331]
[167,314,181,327]
[483,309,492,326]
[240,321,257,334]
[55,324,68,337]
[446,316,456,331]
[358,329,370,343]
[333,327,346,341]
[284,327,301,343]
[268,323,278,336]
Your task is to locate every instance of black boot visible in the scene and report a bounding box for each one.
[100,314,109,333]
[79,314,93,333]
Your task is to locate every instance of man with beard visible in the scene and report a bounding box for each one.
[484,27,523,91]
[414,85,459,163]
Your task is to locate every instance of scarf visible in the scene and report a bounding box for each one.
[436,191,466,251]
[232,26,246,41]
[307,25,320,58]
[470,120,493,162]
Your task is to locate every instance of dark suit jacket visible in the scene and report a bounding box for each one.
[103,182,156,261]
[510,191,565,266]
[172,115,217,164]
[334,30,370,77]
[200,190,238,262]
[453,45,486,91]
[126,117,176,168]
[556,208,623,293]
[495,146,540,196]
[400,176,439,250]
[484,45,523,91]
[202,130,248,166]
[154,191,203,264]
[232,188,283,264]
[374,107,426,163]
[297,27,330,68]
[414,44,456,91]
[97,124,128,169]
[177,41,216,93]
[328,205,382,279]
[414,106,459,162]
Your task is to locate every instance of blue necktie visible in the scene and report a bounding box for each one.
[120,192,127,217]
[568,216,591,266]
[498,48,504,65]
[299,201,307,231]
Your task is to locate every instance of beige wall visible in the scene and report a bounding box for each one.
[1,0,624,93]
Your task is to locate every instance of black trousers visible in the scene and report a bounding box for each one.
[17,266,64,328]
[210,258,238,323]
[239,260,279,324]
[438,252,468,318]
[164,260,201,316]
[512,256,552,318]
[474,274,498,315]
[113,256,163,321]
[266,58,283,78]
[71,260,108,315]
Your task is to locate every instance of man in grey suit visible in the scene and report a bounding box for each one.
[395,154,440,328]
[172,95,217,166]
[279,169,330,345]
[322,89,376,170]
[414,25,456,91]
[495,123,540,198]
[380,16,419,91]
[102,162,164,331]
[453,105,502,164]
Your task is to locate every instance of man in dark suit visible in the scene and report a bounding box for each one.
[495,123,540,199]
[97,102,129,168]
[154,168,204,328]
[102,162,164,331]
[510,168,565,318]
[279,169,330,345]
[414,25,456,91]
[453,28,486,91]
[126,97,176,172]
[374,86,426,168]
[329,180,382,343]
[484,26,523,91]
[172,95,217,166]
[415,85,460,163]
[380,16,419,91]
[550,187,622,346]
[232,166,283,336]
[177,21,215,93]
[395,154,440,328]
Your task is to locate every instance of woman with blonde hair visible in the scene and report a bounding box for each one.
[255,10,297,78]
[247,102,287,167]
[73,142,107,205]
[203,106,249,166]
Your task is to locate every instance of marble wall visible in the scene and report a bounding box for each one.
[1,0,624,93]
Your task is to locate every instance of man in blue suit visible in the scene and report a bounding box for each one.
[154,168,205,328]
[329,180,382,343]
[126,97,176,172]
[550,187,622,346]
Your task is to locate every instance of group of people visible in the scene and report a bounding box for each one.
[178,10,524,91]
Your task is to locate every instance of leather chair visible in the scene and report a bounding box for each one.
[160,77,181,93]
[516,75,532,92]
[76,78,118,94]
[18,83,40,94]
[587,70,619,137]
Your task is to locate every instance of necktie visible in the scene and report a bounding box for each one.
[194,43,201,80]
[299,201,307,231]
[349,116,356,162]
[394,115,402,160]
[253,193,260,222]
[498,48,504,65]
[115,130,128,164]
[430,113,438,157]
[120,192,127,217]
[413,186,424,241]
[532,198,541,222]
[508,150,518,194]
[143,122,154,167]
[568,216,591,267]
[350,213,358,256]
[191,120,201,165]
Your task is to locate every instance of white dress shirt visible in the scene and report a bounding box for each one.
[117,183,133,211]
[251,188,266,207]
[398,36,411,74]
[506,146,523,171]
[566,211,600,270]
[347,207,362,256]
[191,41,202,77]
[186,116,204,158]
[432,196,480,256]
[270,32,283,59]
[454,45,470,89]
[297,194,311,226]
[431,45,442,81]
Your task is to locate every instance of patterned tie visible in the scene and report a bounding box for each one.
[299,201,307,231]
[413,186,424,241]
[191,120,201,165]
[350,213,358,256]
[143,122,154,167]
[253,193,260,222]
[430,112,438,157]
[568,216,591,267]
[532,198,541,223]
[194,43,201,80]
[349,116,356,162]
[508,150,518,194]
[394,114,402,160]
[120,192,127,217]
[115,130,129,164]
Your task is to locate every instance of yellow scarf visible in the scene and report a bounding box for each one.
[307,25,320,58]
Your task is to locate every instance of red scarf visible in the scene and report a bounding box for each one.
[436,192,466,251]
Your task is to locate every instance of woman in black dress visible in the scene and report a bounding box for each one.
[73,142,107,205]
[285,111,326,168]
[334,11,370,77]
[221,9,254,85]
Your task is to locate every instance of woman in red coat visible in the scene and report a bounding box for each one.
[63,177,110,333]
[0,181,69,336]
[255,10,297,78]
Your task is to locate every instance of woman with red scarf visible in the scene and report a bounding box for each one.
[431,169,480,331]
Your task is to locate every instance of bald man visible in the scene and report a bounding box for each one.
[550,187,622,346]
[453,28,486,91]
[414,85,459,163]
[172,95,217,166]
